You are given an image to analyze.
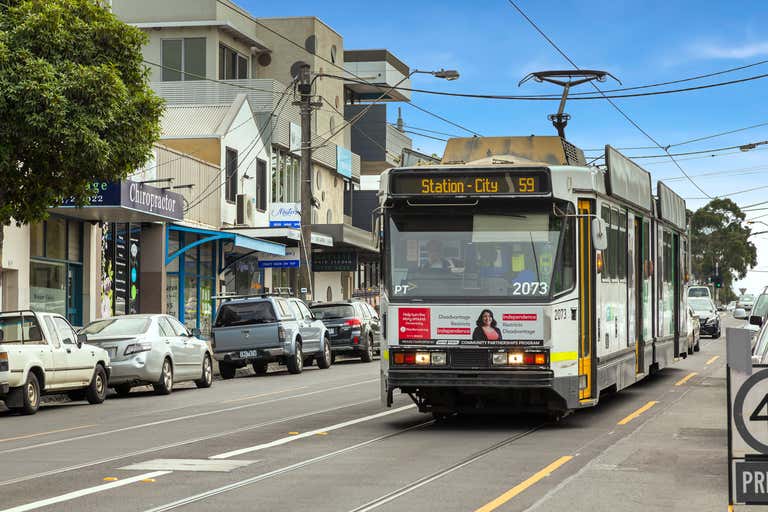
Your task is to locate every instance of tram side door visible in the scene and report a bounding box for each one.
[634,218,644,374]
[577,199,596,401]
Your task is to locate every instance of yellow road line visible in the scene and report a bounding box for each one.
[223,387,308,404]
[0,424,96,444]
[617,401,658,425]
[706,355,720,365]
[674,372,698,386]
[474,456,573,512]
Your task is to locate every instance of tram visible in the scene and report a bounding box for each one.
[378,136,691,417]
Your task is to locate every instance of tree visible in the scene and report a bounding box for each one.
[0,0,162,228]
[690,198,757,299]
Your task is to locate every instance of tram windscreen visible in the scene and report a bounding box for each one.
[387,207,575,300]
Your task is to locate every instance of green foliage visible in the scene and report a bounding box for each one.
[690,198,757,297]
[0,0,163,225]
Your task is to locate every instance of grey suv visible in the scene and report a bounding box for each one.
[211,296,332,378]
[310,301,381,362]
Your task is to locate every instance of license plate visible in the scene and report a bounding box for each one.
[239,350,259,359]
[328,328,336,335]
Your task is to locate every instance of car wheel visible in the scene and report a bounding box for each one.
[114,384,132,397]
[316,337,332,369]
[361,336,374,363]
[153,358,173,395]
[287,341,303,374]
[17,372,40,415]
[195,354,213,388]
[86,365,108,404]
[219,361,237,380]
[252,361,269,375]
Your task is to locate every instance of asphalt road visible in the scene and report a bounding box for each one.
[0,315,737,512]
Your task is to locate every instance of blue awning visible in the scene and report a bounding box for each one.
[166,224,285,265]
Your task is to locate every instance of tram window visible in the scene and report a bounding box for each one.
[553,217,576,294]
[619,211,627,281]
[601,205,611,281]
[610,208,620,281]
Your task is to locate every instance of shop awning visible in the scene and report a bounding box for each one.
[49,181,185,223]
[166,224,285,264]
[312,224,378,253]
[221,227,334,248]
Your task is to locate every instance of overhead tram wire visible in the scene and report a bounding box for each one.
[246,17,482,137]
[504,0,712,199]
[388,123,463,138]
[320,97,402,163]
[585,139,768,160]
[401,130,450,142]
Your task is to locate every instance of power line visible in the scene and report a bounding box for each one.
[643,146,768,166]
[505,0,711,199]
[684,183,768,200]
[587,140,768,160]
[321,97,402,163]
[389,123,463,138]
[660,164,768,182]
[401,130,450,142]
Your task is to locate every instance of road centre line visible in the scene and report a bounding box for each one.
[144,419,433,512]
[0,379,378,456]
[0,398,379,487]
[617,401,658,425]
[674,372,698,386]
[706,355,720,365]
[210,405,416,459]
[0,471,171,512]
[0,424,96,444]
[473,456,573,512]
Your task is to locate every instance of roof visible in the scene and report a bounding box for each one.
[160,94,250,138]
[344,49,409,77]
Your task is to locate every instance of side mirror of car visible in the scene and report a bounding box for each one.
[190,328,202,338]
[76,333,87,348]
[734,308,749,320]
[750,315,764,327]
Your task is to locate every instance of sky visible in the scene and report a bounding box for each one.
[244,0,768,294]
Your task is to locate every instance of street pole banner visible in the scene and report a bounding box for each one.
[727,327,768,506]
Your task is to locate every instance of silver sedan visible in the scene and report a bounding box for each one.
[81,314,213,396]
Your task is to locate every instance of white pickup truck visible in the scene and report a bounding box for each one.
[0,311,111,414]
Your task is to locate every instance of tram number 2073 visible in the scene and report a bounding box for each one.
[511,282,548,296]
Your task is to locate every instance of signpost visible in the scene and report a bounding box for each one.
[727,327,768,507]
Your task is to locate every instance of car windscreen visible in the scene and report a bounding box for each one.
[741,295,755,303]
[311,305,355,319]
[688,298,714,313]
[82,318,151,336]
[214,302,277,327]
[688,288,710,297]
[752,295,768,318]
[0,315,43,344]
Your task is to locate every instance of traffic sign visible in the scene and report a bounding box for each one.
[727,328,768,506]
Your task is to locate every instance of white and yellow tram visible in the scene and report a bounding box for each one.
[379,136,691,417]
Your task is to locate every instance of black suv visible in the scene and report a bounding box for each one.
[310,301,381,362]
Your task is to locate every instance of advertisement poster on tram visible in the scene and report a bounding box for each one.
[397,306,544,346]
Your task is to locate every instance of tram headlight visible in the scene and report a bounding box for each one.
[508,352,524,365]
[431,352,447,365]
[492,352,507,365]
[415,352,431,365]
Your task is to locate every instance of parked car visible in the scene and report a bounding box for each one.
[81,315,213,396]
[310,300,381,362]
[752,320,768,363]
[687,285,712,299]
[688,297,721,338]
[0,310,110,414]
[211,296,331,379]
[684,306,701,354]
[738,294,756,311]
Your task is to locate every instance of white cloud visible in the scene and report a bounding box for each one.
[690,41,768,59]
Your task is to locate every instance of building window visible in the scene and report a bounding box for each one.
[271,148,300,202]
[225,147,238,204]
[162,38,206,81]
[256,158,267,211]
[219,44,248,80]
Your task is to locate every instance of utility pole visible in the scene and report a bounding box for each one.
[715,260,719,305]
[294,64,321,302]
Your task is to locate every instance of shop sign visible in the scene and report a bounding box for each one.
[393,305,545,347]
[312,251,357,272]
[258,247,300,268]
[60,180,183,221]
[336,146,352,179]
[290,123,301,155]
[269,202,301,228]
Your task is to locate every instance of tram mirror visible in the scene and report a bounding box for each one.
[591,217,608,251]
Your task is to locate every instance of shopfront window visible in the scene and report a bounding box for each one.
[29,217,83,325]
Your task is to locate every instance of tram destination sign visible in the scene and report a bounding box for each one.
[390,170,550,196]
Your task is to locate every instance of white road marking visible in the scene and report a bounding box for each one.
[0,379,378,456]
[120,459,257,472]
[144,420,433,512]
[0,471,171,512]
[210,405,416,459]
[0,398,378,487]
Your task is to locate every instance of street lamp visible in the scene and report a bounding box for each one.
[412,68,460,81]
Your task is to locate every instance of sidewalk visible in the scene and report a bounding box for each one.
[526,346,730,512]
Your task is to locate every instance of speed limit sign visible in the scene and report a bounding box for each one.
[728,328,768,506]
